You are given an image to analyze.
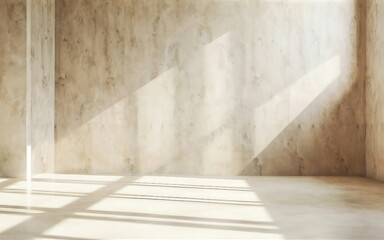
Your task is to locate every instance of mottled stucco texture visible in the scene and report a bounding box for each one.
[367,0,384,181]
[0,0,26,177]
[55,0,365,176]
[30,0,55,174]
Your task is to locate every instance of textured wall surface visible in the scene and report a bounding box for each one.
[55,0,365,176]
[30,0,55,174]
[367,0,384,181]
[0,0,26,177]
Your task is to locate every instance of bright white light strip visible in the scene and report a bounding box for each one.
[26,145,32,181]
[26,0,32,182]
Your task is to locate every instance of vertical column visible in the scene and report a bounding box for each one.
[0,0,27,178]
[28,0,55,176]
[26,0,31,180]
[367,0,384,181]
[0,0,55,178]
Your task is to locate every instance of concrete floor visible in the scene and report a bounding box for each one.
[0,175,383,239]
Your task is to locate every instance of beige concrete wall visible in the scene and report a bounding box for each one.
[367,0,384,181]
[30,0,55,174]
[55,0,365,176]
[0,0,27,177]
[0,0,54,177]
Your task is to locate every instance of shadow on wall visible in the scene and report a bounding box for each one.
[54,0,364,175]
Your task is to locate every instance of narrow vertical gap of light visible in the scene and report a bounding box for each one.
[26,0,32,191]
[52,0,55,175]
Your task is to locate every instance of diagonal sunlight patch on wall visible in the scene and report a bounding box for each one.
[135,68,178,173]
[252,55,340,158]
[198,32,234,138]
[54,67,178,174]
[200,32,238,175]
[54,94,137,173]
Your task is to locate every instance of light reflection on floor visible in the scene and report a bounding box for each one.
[0,175,383,239]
